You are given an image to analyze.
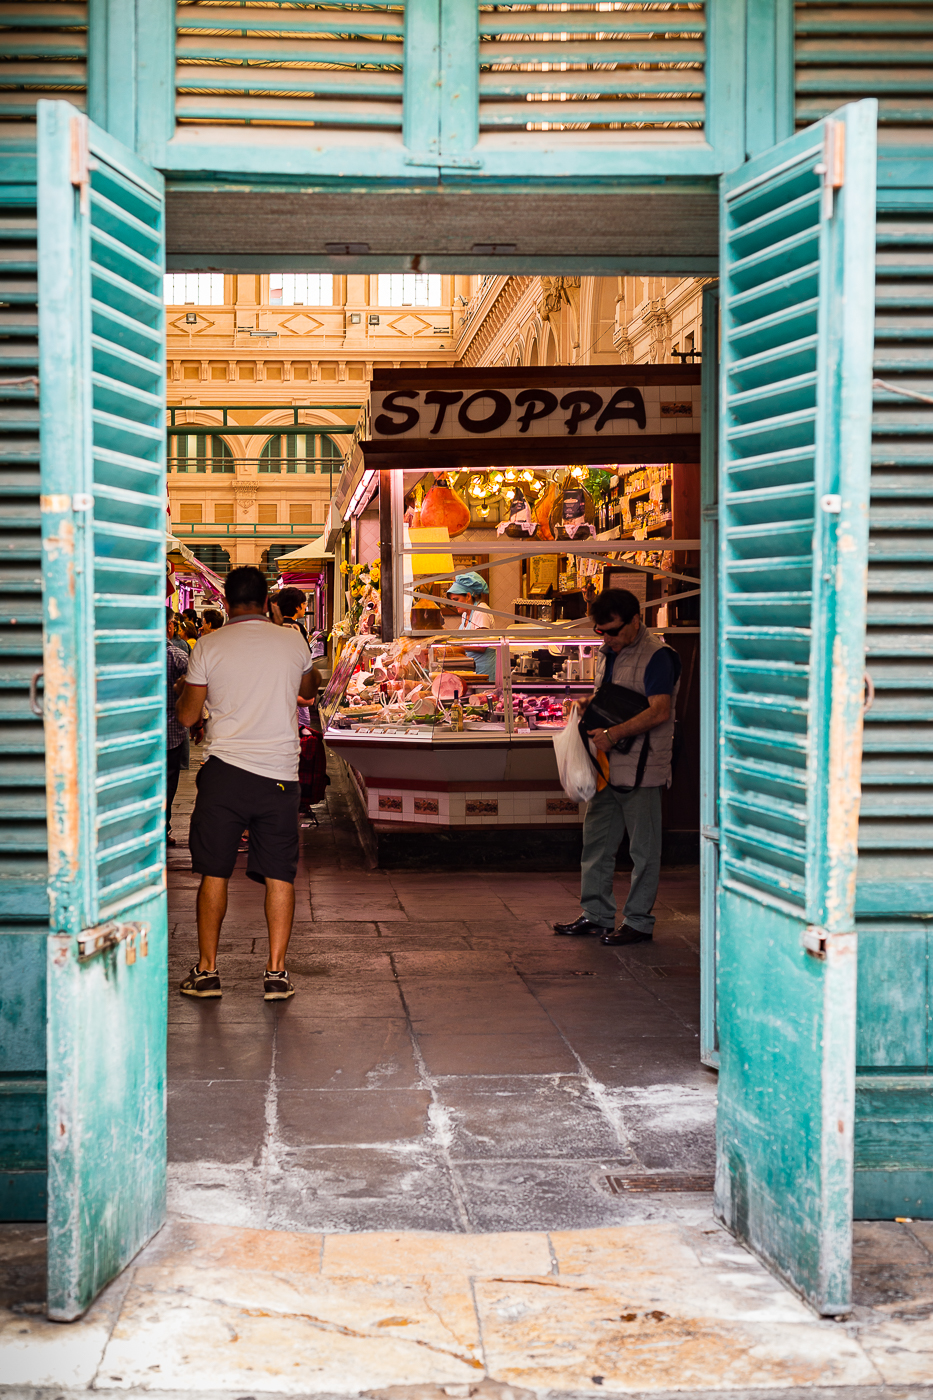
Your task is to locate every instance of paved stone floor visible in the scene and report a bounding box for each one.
[5,757,933,1394]
[164,758,715,1233]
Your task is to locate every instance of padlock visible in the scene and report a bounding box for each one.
[140,927,148,958]
[125,932,136,966]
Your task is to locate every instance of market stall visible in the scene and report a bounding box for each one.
[322,366,702,837]
[166,534,227,613]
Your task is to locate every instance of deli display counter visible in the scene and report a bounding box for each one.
[322,635,603,829]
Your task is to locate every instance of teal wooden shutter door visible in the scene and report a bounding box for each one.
[0,155,48,1222]
[38,100,167,1320]
[853,202,933,1218]
[716,100,877,1314]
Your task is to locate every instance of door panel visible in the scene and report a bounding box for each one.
[716,100,877,1313]
[0,171,47,1221]
[38,100,167,1320]
[853,200,933,1218]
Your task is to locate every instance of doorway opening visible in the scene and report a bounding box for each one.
[164,269,716,1235]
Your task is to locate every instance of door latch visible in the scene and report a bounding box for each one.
[76,920,150,963]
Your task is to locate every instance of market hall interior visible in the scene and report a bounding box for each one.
[166,755,712,1233]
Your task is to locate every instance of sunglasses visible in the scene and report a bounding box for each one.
[593,621,629,637]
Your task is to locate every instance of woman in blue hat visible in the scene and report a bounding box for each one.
[445,571,497,683]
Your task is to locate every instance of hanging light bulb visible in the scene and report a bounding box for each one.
[522,470,535,483]
[479,503,490,518]
[504,468,517,481]
[504,488,515,500]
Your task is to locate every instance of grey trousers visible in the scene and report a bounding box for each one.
[580,783,663,933]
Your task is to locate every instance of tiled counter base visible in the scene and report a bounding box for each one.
[4,1220,933,1394]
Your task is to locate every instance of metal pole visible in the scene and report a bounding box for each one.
[379,469,394,642]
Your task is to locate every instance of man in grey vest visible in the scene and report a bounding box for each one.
[554,588,681,947]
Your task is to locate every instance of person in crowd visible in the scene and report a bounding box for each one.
[174,566,321,1001]
[445,571,497,682]
[553,588,681,947]
[200,608,225,634]
[276,586,309,634]
[276,587,315,727]
[165,612,190,848]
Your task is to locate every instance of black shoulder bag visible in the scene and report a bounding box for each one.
[579,680,652,789]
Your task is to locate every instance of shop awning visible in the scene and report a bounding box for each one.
[276,536,334,566]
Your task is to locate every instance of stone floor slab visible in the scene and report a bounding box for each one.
[97,1262,484,1392]
[321,1230,552,1279]
[474,1275,879,1391]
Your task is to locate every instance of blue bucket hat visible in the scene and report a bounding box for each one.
[447,570,489,596]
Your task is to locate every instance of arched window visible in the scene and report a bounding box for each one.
[260,433,343,474]
[169,434,233,473]
[262,545,299,577]
[187,544,231,575]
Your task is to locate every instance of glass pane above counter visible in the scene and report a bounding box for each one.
[322,637,604,743]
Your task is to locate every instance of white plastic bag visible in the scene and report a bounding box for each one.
[553,711,597,804]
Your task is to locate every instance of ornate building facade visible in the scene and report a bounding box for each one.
[456,274,706,371]
[166,273,462,572]
[168,271,706,576]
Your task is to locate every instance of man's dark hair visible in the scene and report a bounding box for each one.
[590,587,641,627]
[182,607,198,623]
[201,608,225,630]
[277,586,307,619]
[225,565,268,608]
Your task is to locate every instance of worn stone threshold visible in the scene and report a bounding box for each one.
[3,1221,933,1394]
[3,1388,933,1400]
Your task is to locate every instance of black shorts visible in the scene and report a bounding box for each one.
[189,756,300,885]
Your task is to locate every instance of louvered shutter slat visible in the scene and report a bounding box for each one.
[479,2,705,137]
[175,1,405,130]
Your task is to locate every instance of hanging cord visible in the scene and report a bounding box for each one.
[873,377,933,408]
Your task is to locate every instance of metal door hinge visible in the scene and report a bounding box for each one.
[69,113,99,217]
[701,824,720,844]
[803,926,827,958]
[815,119,845,221]
[29,669,43,717]
[802,926,855,961]
[77,920,149,963]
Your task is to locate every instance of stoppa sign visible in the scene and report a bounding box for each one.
[370,383,701,441]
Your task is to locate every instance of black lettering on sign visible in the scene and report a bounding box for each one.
[458,390,512,434]
[560,390,603,436]
[374,390,420,435]
[595,387,647,432]
[514,389,559,434]
[425,390,463,434]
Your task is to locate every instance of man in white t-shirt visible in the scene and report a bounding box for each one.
[174,566,320,1002]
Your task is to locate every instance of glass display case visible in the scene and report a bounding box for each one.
[321,636,603,745]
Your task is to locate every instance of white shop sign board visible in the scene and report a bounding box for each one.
[369,382,702,442]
